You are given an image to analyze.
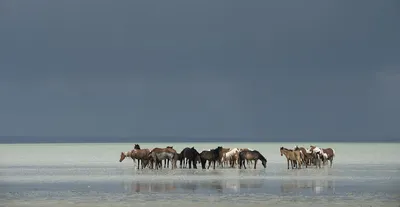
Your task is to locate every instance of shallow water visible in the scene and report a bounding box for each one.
[1,142,400,206]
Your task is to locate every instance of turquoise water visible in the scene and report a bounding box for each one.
[1,142,400,206]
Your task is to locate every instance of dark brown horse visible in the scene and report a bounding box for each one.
[200,147,222,169]
[238,150,267,169]
[180,147,201,169]
[119,148,151,170]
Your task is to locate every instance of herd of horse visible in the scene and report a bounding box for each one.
[119,144,335,170]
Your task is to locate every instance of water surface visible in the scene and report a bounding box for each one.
[1,142,399,206]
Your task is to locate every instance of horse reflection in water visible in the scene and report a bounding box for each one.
[123,177,264,194]
[280,179,336,195]
[124,180,177,193]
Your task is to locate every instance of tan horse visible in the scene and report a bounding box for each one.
[280,147,303,169]
[294,146,313,168]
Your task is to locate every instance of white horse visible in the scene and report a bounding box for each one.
[222,148,240,167]
[310,146,328,168]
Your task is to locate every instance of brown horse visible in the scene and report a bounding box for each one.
[148,147,178,170]
[294,146,313,168]
[280,147,303,169]
[238,150,267,169]
[119,148,151,170]
[239,148,255,165]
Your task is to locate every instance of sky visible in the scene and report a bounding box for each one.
[0,1,399,142]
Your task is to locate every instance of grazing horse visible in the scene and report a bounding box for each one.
[240,148,255,165]
[180,147,201,169]
[294,146,313,168]
[119,148,151,170]
[200,147,223,169]
[238,150,267,169]
[149,147,177,170]
[222,148,240,168]
[310,146,336,168]
[280,147,303,169]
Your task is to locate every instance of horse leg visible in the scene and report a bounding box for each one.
[200,158,206,169]
[189,159,192,169]
[254,160,257,169]
[243,159,247,169]
[213,160,216,170]
[193,159,197,169]
[330,158,333,168]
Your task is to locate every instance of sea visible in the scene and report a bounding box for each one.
[1,142,399,207]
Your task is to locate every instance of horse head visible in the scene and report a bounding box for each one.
[167,146,173,149]
[134,144,140,149]
[280,147,284,156]
[261,158,267,168]
[119,152,127,162]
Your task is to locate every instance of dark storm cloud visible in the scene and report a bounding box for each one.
[0,0,399,142]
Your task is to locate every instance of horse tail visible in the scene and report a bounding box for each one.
[332,149,335,157]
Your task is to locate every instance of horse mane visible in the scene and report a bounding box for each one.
[280,147,292,151]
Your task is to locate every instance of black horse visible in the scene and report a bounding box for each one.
[238,150,267,169]
[180,147,201,169]
[199,146,222,169]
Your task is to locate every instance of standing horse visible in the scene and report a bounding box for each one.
[200,147,222,169]
[163,146,175,168]
[280,147,303,169]
[218,148,230,167]
[294,146,313,168]
[119,148,151,170]
[180,147,201,169]
[148,147,177,170]
[222,148,240,168]
[238,150,267,169]
[309,146,336,168]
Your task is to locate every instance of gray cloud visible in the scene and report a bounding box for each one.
[0,0,399,141]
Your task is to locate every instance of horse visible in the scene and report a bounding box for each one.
[200,146,222,169]
[119,148,151,170]
[180,147,201,169]
[218,148,230,167]
[162,146,175,168]
[148,147,177,170]
[294,146,313,168]
[280,147,303,169]
[222,148,240,168]
[309,146,336,168]
[238,150,267,169]
[239,148,255,165]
